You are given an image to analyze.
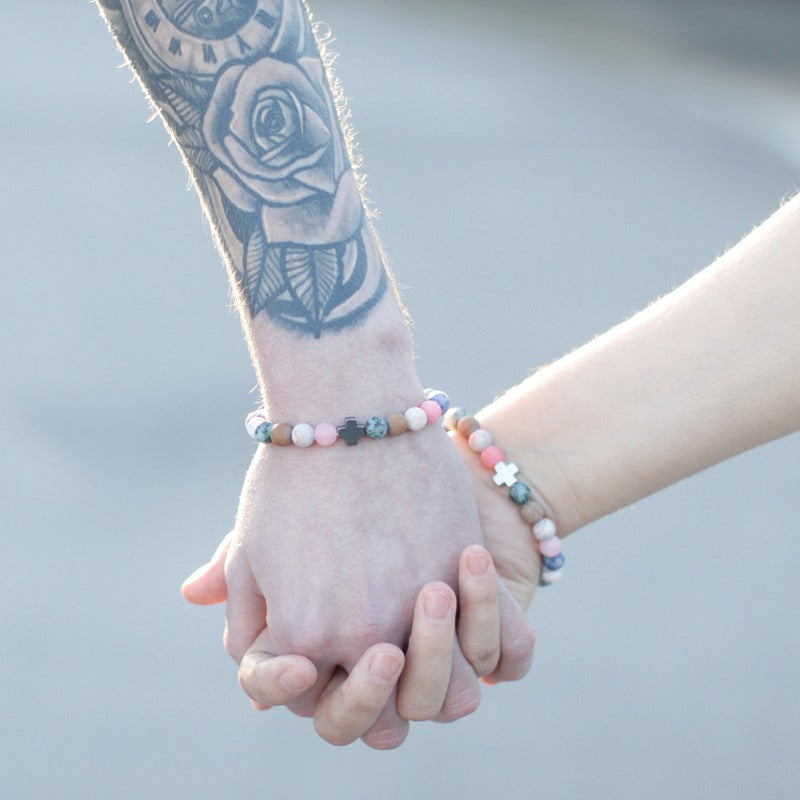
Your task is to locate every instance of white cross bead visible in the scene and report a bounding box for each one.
[493,461,520,487]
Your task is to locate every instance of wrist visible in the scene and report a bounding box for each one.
[249,294,423,421]
[476,368,592,538]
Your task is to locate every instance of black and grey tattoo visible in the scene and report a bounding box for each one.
[98,0,386,337]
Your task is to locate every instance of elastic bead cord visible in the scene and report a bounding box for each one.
[446,409,565,587]
[245,390,450,448]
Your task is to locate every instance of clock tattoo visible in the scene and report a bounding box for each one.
[119,0,292,76]
[106,0,386,337]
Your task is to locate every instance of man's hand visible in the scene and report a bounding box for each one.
[183,429,538,747]
[224,425,477,668]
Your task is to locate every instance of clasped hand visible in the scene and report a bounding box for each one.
[183,426,539,748]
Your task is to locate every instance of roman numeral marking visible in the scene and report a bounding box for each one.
[145,10,160,32]
[255,10,277,28]
[202,43,217,64]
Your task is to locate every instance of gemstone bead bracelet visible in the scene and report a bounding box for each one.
[245,390,450,447]
[445,408,565,587]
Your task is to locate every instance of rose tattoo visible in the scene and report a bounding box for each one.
[114,0,385,337]
[204,55,362,245]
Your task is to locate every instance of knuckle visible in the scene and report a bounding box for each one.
[237,668,262,704]
[287,704,315,719]
[223,626,246,664]
[362,725,409,750]
[501,623,537,677]
[469,588,499,609]
[313,717,357,747]
[398,698,439,722]
[340,681,381,717]
[439,683,481,721]
[346,613,389,652]
[463,640,500,677]
[281,631,330,661]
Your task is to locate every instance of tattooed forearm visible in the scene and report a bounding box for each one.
[97,0,386,338]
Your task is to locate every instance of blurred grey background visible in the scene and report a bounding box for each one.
[2,1,799,798]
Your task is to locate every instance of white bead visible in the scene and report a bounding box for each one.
[245,411,267,439]
[404,406,428,431]
[291,423,315,447]
[468,429,492,453]
[533,518,557,542]
[541,569,562,584]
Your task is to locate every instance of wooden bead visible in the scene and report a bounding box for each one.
[386,413,409,436]
[269,423,293,446]
[456,415,479,438]
[520,501,546,525]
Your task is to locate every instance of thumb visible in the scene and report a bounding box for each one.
[180,530,233,605]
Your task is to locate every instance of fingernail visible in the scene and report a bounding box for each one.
[423,590,452,621]
[370,651,402,681]
[279,667,309,693]
[467,553,489,576]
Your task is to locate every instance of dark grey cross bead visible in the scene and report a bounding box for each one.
[337,416,365,446]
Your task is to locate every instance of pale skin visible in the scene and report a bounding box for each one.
[95,0,534,750]
[187,191,800,737]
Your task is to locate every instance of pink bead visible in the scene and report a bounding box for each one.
[480,445,505,469]
[313,422,338,447]
[419,400,442,423]
[538,536,562,558]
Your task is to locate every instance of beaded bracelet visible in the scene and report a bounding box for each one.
[445,408,565,587]
[245,390,450,448]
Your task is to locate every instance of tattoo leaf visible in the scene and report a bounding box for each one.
[175,126,217,173]
[339,236,367,296]
[283,246,339,333]
[244,228,283,316]
[156,76,211,128]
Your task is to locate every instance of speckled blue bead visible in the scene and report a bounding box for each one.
[542,553,565,571]
[508,481,532,505]
[254,421,273,443]
[364,416,389,440]
[427,391,450,414]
